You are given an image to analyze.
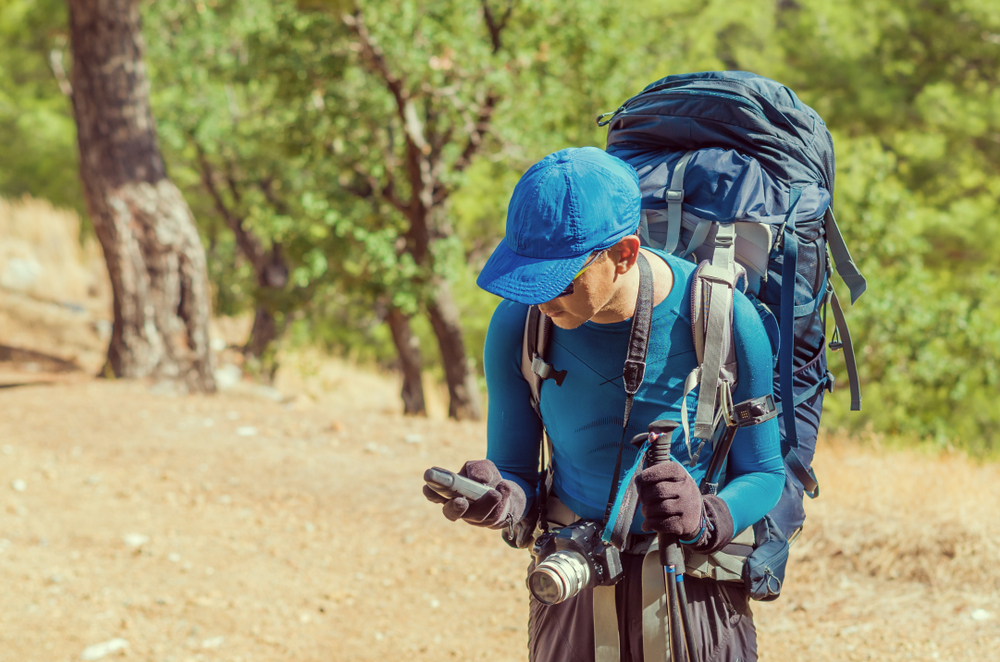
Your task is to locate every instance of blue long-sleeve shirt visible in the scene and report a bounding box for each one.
[483,249,784,535]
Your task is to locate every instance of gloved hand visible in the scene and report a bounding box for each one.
[635,461,704,539]
[635,461,734,553]
[422,459,527,530]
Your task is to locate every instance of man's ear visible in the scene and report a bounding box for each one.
[612,235,642,274]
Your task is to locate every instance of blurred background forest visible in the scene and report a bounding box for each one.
[1,0,998,454]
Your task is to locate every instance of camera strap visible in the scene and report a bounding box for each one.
[600,252,654,529]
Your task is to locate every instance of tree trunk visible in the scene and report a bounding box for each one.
[69,0,215,391]
[244,306,281,383]
[386,307,426,416]
[242,245,288,382]
[425,278,482,421]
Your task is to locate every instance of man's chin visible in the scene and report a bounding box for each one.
[547,314,584,330]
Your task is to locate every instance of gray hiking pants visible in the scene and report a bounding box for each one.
[527,551,757,662]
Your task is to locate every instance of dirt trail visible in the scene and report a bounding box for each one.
[1,360,998,662]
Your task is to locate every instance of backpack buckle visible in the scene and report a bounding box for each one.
[531,356,551,379]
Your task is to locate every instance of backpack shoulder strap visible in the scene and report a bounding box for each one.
[521,305,565,418]
[521,306,544,417]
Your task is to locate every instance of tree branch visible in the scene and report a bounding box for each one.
[191,137,267,274]
[344,164,409,215]
[344,10,428,154]
[481,0,516,54]
[258,176,291,216]
[452,90,499,175]
[48,46,73,97]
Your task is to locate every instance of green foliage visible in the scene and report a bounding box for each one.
[769,0,1000,454]
[0,0,82,214]
[1,0,997,451]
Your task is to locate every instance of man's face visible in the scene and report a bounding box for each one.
[537,251,618,329]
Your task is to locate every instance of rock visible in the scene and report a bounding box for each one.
[149,380,183,397]
[0,256,43,291]
[168,553,181,563]
[404,433,424,444]
[254,385,283,402]
[80,638,129,660]
[214,364,243,390]
[93,319,112,341]
[122,534,149,548]
[1,445,12,455]
[235,426,258,437]
[201,636,225,648]
[11,479,26,492]
[971,609,992,621]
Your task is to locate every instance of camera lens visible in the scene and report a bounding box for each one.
[528,550,592,605]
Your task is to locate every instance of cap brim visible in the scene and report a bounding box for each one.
[476,242,592,305]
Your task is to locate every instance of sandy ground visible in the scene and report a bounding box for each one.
[1,357,998,662]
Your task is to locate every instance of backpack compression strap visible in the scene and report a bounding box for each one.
[824,208,865,411]
[682,223,746,465]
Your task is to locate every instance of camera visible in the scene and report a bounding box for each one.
[528,520,624,605]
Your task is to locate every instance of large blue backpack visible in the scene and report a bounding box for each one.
[599,71,867,548]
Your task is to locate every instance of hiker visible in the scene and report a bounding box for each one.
[424,146,784,662]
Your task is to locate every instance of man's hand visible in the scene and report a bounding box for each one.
[635,461,736,553]
[635,461,705,540]
[422,459,527,529]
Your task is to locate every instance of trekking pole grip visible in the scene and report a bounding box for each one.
[644,420,683,567]
[645,419,691,662]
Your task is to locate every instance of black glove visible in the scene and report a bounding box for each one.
[422,459,527,529]
[635,461,734,554]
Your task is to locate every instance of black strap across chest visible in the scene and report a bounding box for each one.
[601,252,654,525]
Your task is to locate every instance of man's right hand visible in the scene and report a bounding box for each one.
[422,459,527,529]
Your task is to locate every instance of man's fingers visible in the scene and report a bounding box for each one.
[641,502,683,520]
[635,462,689,489]
[639,481,686,503]
[423,485,450,504]
[459,459,503,488]
[442,497,470,521]
[640,515,684,535]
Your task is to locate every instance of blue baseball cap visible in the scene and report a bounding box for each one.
[477,147,641,305]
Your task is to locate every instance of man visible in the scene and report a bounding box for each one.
[425,147,783,661]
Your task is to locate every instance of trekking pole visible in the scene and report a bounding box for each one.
[646,421,699,662]
[700,422,738,496]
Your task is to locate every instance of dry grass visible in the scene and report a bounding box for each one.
[801,437,1000,589]
[755,435,1000,661]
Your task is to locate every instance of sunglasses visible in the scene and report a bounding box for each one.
[555,251,605,298]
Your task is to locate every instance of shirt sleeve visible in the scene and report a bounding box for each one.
[483,300,544,500]
[715,292,785,533]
